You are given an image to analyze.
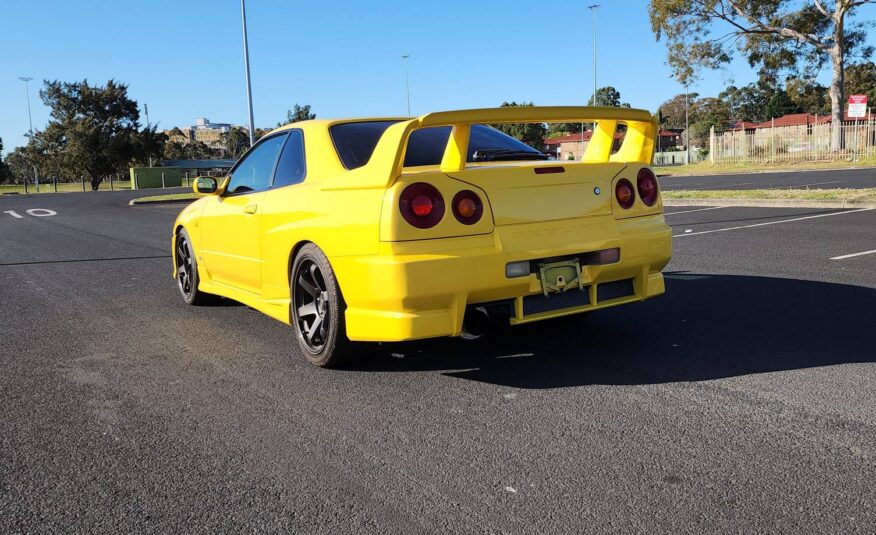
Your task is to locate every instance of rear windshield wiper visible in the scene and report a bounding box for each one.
[471,149,549,162]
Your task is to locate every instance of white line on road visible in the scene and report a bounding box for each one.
[830,249,876,260]
[708,182,755,189]
[791,180,842,188]
[664,206,728,215]
[673,207,875,238]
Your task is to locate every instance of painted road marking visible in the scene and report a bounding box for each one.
[26,209,57,217]
[3,209,57,219]
[674,207,875,238]
[830,249,876,260]
[792,180,842,188]
[664,206,728,215]
[708,182,755,189]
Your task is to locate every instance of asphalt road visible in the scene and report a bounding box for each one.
[2,191,875,533]
[659,166,876,190]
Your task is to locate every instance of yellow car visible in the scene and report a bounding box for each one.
[172,107,671,367]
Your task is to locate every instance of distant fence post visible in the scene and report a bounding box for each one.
[161,172,166,189]
[109,173,114,191]
[709,126,715,165]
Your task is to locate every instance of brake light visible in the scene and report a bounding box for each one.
[636,168,659,206]
[452,190,483,225]
[615,179,635,209]
[400,183,444,228]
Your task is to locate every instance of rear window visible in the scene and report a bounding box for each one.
[331,121,545,170]
[330,121,397,170]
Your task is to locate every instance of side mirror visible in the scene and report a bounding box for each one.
[193,176,218,195]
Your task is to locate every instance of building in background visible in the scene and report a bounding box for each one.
[162,118,237,149]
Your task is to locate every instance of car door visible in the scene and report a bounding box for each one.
[199,133,288,294]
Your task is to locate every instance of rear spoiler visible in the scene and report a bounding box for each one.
[332,106,657,189]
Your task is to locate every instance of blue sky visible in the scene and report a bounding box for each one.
[2,0,874,155]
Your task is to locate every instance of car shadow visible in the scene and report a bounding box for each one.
[353,273,876,388]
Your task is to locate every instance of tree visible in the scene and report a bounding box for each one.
[719,82,774,122]
[785,76,830,115]
[845,61,876,104]
[0,138,13,183]
[35,79,163,190]
[279,104,316,126]
[650,0,876,150]
[492,101,547,151]
[764,88,801,118]
[219,128,250,159]
[163,140,218,160]
[657,92,700,129]
[587,86,626,107]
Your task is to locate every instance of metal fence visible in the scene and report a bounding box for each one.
[709,120,876,165]
[653,150,707,166]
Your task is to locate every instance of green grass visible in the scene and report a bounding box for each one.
[0,180,134,194]
[658,156,876,177]
[663,187,876,201]
[130,192,199,204]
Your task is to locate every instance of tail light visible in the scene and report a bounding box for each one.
[636,168,659,206]
[400,182,444,228]
[615,179,635,209]
[452,190,483,225]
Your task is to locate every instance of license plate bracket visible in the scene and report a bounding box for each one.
[538,259,585,296]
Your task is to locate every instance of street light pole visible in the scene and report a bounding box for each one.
[588,4,600,106]
[19,76,38,193]
[684,87,690,165]
[240,0,256,147]
[401,55,411,116]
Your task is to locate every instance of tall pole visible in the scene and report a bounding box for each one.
[402,55,411,116]
[241,0,256,147]
[588,5,600,106]
[684,87,690,165]
[19,76,38,193]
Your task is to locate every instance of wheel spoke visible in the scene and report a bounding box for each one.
[297,302,318,318]
[299,276,318,297]
[309,263,324,291]
[307,315,323,342]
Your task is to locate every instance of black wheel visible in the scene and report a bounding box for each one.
[291,244,354,367]
[175,229,210,305]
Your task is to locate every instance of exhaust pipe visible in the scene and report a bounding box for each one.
[461,306,491,340]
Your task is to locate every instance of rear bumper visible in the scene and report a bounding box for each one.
[332,214,672,342]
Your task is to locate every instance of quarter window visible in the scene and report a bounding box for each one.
[227,134,288,194]
[273,130,306,187]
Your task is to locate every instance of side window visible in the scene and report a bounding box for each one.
[226,134,288,194]
[273,130,306,187]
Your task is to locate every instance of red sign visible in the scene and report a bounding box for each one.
[848,94,867,118]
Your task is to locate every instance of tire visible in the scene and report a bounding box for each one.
[175,229,211,305]
[290,244,355,367]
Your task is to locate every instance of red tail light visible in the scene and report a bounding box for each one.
[636,168,659,206]
[615,179,635,209]
[452,190,483,225]
[400,183,444,228]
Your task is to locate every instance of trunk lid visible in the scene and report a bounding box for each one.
[445,162,626,226]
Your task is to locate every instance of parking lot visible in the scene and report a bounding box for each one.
[2,190,875,533]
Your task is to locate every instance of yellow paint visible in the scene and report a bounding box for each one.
[172,106,671,341]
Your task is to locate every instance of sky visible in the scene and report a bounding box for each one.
[2,0,875,155]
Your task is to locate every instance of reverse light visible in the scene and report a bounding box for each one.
[505,261,530,278]
[636,168,659,206]
[400,183,444,228]
[452,190,483,225]
[615,179,635,209]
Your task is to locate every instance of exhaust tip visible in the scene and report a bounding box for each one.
[461,306,490,340]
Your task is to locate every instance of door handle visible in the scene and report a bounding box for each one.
[243,204,258,214]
